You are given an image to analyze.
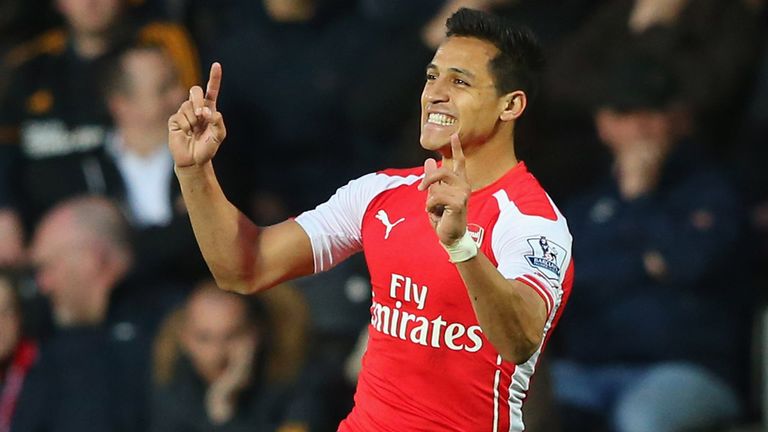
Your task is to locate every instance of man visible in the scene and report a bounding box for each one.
[0,0,199,266]
[169,8,573,431]
[552,58,748,432]
[10,196,164,432]
[151,280,312,431]
[102,44,206,282]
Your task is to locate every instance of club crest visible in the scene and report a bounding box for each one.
[467,224,484,247]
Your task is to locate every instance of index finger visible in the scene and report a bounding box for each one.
[450,133,465,176]
[205,62,222,109]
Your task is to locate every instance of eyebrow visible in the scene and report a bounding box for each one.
[426,63,476,80]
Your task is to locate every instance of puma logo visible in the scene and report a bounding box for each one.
[375,210,405,240]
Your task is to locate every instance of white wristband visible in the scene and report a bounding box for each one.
[442,230,478,263]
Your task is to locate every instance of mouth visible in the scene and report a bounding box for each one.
[426,113,457,127]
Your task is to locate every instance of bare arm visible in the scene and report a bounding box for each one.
[169,64,314,294]
[454,253,547,364]
[418,134,546,364]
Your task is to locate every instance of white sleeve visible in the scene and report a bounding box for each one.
[490,191,573,317]
[295,171,422,273]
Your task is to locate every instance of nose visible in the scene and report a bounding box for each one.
[423,78,450,105]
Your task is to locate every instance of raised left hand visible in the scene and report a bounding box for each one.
[418,134,472,246]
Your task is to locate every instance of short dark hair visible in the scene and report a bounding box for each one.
[100,44,167,99]
[446,8,545,100]
[596,55,679,112]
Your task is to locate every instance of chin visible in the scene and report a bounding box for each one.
[419,133,450,152]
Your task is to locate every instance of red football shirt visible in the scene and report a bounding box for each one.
[296,162,573,432]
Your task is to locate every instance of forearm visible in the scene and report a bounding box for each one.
[175,162,260,293]
[456,253,547,364]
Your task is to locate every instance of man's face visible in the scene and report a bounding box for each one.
[0,280,21,364]
[57,0,122,36]
[119,49,186,134]
[181,292,256,384]
[595,108,676,154]
[30,214,99,326]
[420,37,506,153]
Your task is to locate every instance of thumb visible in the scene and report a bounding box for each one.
[419,158,438,190]
[424,158,438,175]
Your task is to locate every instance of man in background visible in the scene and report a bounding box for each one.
[102,44,206,283]
[11,196,168,432]
[151,280,312,431]
[553,58,749,432]
[0,0,198,266]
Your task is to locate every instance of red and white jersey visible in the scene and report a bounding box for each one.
[296,162,573,432]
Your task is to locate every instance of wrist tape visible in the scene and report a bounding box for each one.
[442,230,478,263]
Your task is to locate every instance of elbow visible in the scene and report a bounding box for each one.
[212,274,263,295]
[504,331,543,365]
[207,261,269,295]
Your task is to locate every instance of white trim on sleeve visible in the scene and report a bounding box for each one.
[295,171,422,273]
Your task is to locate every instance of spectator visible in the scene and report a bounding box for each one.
[546,0,762,143]
[523,0,763,202]
[551,58,751,432]
[150,280,312,432]
[0,0,199,265]
[214,0,381,214]
[0,271,37,432]
[101,44,206,282]
[11,196,177,432]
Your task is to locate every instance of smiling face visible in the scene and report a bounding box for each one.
[420,36,510,153]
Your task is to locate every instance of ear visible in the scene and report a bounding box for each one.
[499,90,527,122]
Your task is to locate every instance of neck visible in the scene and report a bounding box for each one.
[443,131,519,191]
[72,31,110,59]
[119,127,166,158]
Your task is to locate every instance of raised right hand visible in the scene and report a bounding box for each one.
[168,62,226,168]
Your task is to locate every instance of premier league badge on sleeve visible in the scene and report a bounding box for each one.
[525,236,567,280]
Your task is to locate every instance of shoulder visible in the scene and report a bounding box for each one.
[135,21,195,46]
[488,165,572,248]
[342,166,423,194]
[134,21,200,88]
[491,164,561,222]
[377,165,424,179]
[4,29,67,69]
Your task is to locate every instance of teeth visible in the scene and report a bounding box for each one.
[428,113,456,126]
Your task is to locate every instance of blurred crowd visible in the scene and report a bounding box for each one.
[0,0,766,431]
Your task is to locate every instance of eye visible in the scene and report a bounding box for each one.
[453,78,469,87]
[426,72,437,81]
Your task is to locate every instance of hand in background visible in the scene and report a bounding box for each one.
[205,336,257,424]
